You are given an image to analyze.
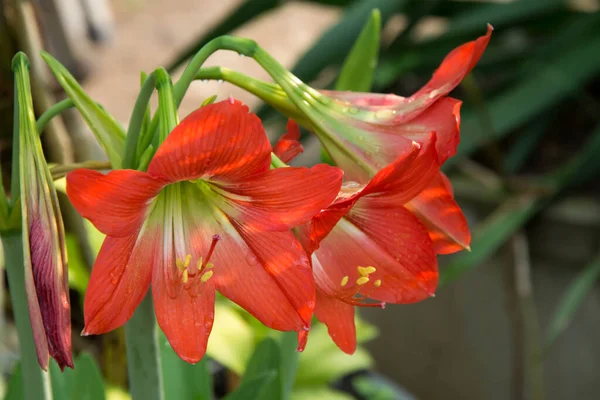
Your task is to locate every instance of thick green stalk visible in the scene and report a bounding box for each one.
[124,292,164,400]
[155,68,179,144]
[193,67,304,121]
[123,72,156,170]
[2,234,52,400]
[121,72,169,400]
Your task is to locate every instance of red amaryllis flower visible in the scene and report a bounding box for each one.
[14,58,72,370]
[66,99,343,363]
[273,26,491,254]
[297,135,440,354]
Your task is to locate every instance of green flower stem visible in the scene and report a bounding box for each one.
[270,153,288,169]
[155,67,179,144]
[49,160,111,180]
[35,98,74,134]
[166,35,373,174]
[122,72,170,400]
[193,67,305,121]
[1,234,52,400]
[124,292,164,400]
[123,72,156,170]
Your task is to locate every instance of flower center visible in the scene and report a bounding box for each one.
[339,265,384,308]
[173,234,221,297]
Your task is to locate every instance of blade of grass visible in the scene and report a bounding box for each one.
[544,253,600,350]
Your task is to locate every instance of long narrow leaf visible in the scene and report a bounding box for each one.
[448,31,600,167]
[335,9,381,92]
[291,0,405,83]
[545,253,600,349]
[40,52,126,168]
[160,331,213,400]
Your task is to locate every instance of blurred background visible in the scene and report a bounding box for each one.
[1,0,600,399]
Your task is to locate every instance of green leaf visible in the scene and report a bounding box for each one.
[279,332,299,400]
[40,51,126,169]
[292,388,354,400]
[49,359,74,399]
[235,338,280,400]
[441,0,565,41]
[206,303,255,375]
[545,253,600,349]
[3,364,24,400]
[223,372,277,400]
[296,323,373,386]
[335,8,381,92]
[448,30,600,167]
[70,354,106,400]
[160,331,213,400]
[292,0,405,83]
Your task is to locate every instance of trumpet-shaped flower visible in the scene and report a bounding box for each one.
[67,100,343,363]
[297,136,440,354]
[271,26,491,254]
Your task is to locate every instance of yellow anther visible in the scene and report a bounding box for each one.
[176,258,186,271]
[205,262,214,269]
[183,254,191,268]
[182,269,189,284]
[200,270,214,283]
[197,257,203,270]
[357,266,376,277]
[341,276,349,286]
[356,277,369,285]
[374,279,382,287]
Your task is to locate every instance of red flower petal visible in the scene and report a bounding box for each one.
[390,97,462,164]
[361,133,438,202]
[314,289,357,354]
[273,120,304,163]
[83,230,156,335]
[308,137,438,251]
[153,264,215,364]
[312,204,437,304]
[406,172,471,254]
[212,221,315,332]
[67,169,164,237]
[147,99,271,184]
[214,164,343,231]
[409,25,492,109]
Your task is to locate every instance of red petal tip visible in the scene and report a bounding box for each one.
[80,328,90,336]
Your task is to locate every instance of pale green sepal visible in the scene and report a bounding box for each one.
[40,51,126,169]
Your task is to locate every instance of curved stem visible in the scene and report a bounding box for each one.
[193,67,305,121]
[2,234,53,400]
[36,98,74,134]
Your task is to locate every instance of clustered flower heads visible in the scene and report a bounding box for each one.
[19,27,491,367]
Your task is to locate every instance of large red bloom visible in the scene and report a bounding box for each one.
[284,26,491,254]
[67,99,343,363]
[297,136,440,354]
